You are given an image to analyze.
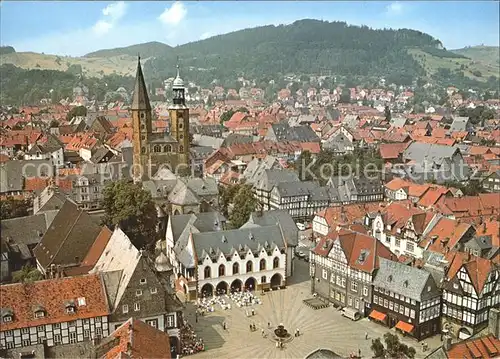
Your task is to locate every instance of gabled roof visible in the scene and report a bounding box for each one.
[0,274,109,331]
[313,229,396,273]
[445,334,500,359]
[33,200,102,270]
[101,318,171,359]
[91,227,142,311]
[168,180,200,205]
[444,251,496,294]
[373,257,439,302]
[244,210,298,246]
[419,217,472,254]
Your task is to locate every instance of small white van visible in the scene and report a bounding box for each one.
[296,222,305,231]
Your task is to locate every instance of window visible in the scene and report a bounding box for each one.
[233,262,239,275]
[246,261,253,272]
[4,330,13,336]
[179,145,184,152]
[218,264,225,276]
[21,328,29,335]
[166,315,175,328]
[141,147,146,154]
[136,289,143,296]
[261,276,267,283]
[96,328,102,337]
[179,122,183,129]
[351,282,358,292]
[37,325,44,332]
[363,286,369,297]
[355,299,359,309]
[77,297,86,306]
[154,145,161,153]
[406,242,415,252]
[34,310,45,318]
[6,342,14,349]
[3,315,12,323]
[22,339,30,346]
[69,320,76,327]
[69,332,77,344]
[166,145,171,152]
[123,305,129,313]
[146,319,158,328]
[259,259,266,271]
[53,323,61,329]
[84,330,90,339]
[395,239,400,247]
[322,269,328,280]
[141,113,145,119]
[374,296,378,304]
[204,266,211,279]
[140,278,147,285]
[150,287,158,294]
[134,303,140,311]
[273,257,280,269]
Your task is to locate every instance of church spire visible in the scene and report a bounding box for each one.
[131,55,151,111]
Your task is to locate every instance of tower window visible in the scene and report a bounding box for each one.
[141,135,146,140]
[179,145,184,152]
[154,145,161,153]
[141,113,145,119]
[179,122,183,129]
[141,124,145,130]
[141,147,146,154]
[166,145,172,152]
[179,134,184,140]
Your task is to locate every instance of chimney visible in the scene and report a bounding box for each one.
[431,235,438,244]
[443,336,452,351]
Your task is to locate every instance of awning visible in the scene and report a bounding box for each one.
[369,310,386,321]
[395,321,414,333]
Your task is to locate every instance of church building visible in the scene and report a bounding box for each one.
[131,58,190,180]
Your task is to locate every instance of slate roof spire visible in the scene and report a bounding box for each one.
[131,55,151,111]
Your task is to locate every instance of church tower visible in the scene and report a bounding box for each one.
[131,56,152,180]
[168,65,190,169]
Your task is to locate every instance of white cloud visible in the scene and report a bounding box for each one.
[92,1,127,36]
[199,32,213,40]
[386,2,403,16]
[159,1,187,26]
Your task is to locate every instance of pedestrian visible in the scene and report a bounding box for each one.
[276,341,279,349]
[261,328,265,336]
[251,308,255,316]
[253,324,256,331]
[268,322,271,329]
[223,321,226,330]
[245,309,248,317]
[296,328,300,337]
[365,332,368,340]
[358,349,361,358]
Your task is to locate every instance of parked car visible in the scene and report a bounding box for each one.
[341,307,361,321]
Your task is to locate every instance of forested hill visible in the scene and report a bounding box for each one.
[85,41,173,58]
[147,19,445,83]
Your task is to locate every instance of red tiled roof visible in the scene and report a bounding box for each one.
[446,334,499,359]
[24,177,50,192]
[80,226,113,268]
[379,142,410,160]
[104,318,172,359]
[0,274,109,330]
[445,252,496,294]
[419,217,472,254]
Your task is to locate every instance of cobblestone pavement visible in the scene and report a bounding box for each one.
[184,260,442,359]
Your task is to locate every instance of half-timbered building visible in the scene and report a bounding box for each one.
[0,274,109,350]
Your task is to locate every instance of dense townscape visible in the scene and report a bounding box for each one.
[1,14,500,359]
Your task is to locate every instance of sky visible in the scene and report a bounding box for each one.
[1,1,499,57]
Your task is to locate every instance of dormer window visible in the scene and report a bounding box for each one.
[33,305,46,319]
[65,301,76,314]
[2,308,13,323]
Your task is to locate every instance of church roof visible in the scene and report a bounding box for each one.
[168,181,200,205]
[131,57,151,111]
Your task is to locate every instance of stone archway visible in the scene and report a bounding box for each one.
[216,281,228,295]
[458,327,472,340]
[174,209,181,215]
[230,279,242,293]
[270,273,283,289]
[200,283,214,297]
[245,277,256,291]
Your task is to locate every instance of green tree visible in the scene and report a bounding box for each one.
[12,265,43,283]
[229,184,257,228]
[49,119,60,128]
[220,109,235,126]
[371,338,385,358]
[0,197,31,220]
[102,180,158,250]
[66,105,87,121]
